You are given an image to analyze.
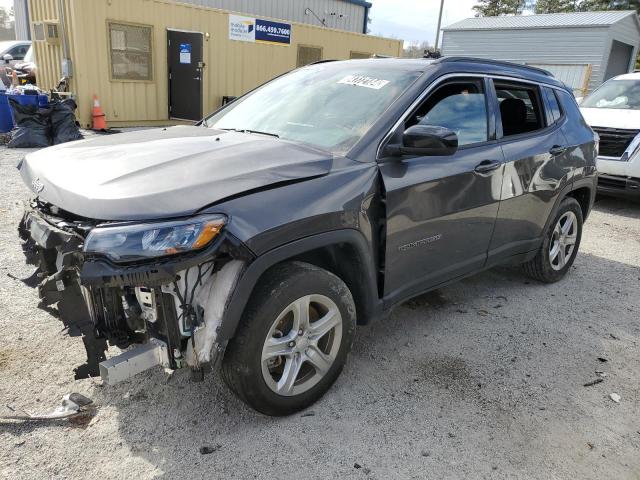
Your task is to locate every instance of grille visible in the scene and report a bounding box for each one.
[592,126,640,159]
[598,174,627,190]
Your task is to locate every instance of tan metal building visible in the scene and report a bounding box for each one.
[28,0,402,127]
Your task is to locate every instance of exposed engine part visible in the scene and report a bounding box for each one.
[121,292,144,331]
[18,201,254,381]
[84,286,135,349]
[185,260,245,367]
[135,287,157,323]
[165,262,216,337]
[99,339,170,385]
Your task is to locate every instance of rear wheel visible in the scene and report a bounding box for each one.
[523,197,583,283]
[222,262,356,416]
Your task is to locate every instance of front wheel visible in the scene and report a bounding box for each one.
[523,196,583,283]
[222,262,356,416]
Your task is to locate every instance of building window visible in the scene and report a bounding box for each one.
[297,45,322,67]
[47,23,59,40]
[32,22,45,41]
[109,22,153,81]
[349,51,370,59]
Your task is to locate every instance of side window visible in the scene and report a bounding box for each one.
[407,79,488,146]
[495,82,545,137]
[543,87,562,124]
[9,45,27,60]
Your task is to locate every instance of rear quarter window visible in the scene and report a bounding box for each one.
[543,87,562,124]
[556,88,593,144]
[556,89,587,127]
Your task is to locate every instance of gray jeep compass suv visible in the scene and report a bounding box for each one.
[18,57,597,415]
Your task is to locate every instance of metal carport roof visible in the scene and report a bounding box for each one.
[443,10,639,31]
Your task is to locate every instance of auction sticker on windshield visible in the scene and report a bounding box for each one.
[338,75,390,90]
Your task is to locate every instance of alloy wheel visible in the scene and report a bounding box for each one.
[548,211,578,271]
[261,294,342,396]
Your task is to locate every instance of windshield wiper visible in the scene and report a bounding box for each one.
[221,128,279,138]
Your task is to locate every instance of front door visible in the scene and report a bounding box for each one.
[167,30,203,121]
[380,77,504,305]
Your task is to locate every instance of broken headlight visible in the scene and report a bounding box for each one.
[83,214,226,262]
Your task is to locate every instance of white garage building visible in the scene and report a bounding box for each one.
[442,11,640,95]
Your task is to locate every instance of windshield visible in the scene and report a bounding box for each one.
[24,46,33,63]
[205,62,422,153]
[581,79,640,110]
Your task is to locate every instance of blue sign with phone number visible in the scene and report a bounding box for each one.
[255,18,291,45]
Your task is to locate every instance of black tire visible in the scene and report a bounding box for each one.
[221,261,356,416]
[523,196,583,283]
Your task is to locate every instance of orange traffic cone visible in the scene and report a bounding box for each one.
[91,94,107,130]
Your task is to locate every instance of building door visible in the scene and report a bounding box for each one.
[604,40,634,81]
[168,29,203,121]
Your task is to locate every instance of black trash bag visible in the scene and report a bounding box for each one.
[50,98,83,145]
[7,97,51,148]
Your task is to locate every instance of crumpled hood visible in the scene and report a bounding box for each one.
[580,107,640,130]
[20,126,333,220]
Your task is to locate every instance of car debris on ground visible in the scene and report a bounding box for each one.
[0,393,93,422]
[583,378,604,387]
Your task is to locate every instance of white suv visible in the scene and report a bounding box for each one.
[580,72,640,200]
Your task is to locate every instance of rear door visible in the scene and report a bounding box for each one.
[379,77,504,305]
[487,79,572,265]
[167,30,203,121]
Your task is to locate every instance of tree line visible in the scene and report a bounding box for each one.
[473,0,639,16]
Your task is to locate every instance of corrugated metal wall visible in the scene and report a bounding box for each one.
[28,0,70,95]
[14,0,31,40]
[441,24,638,93]
[527,64,592,96]
[176,0,366,33]
[28,0,400,127]
[603,14,640,82]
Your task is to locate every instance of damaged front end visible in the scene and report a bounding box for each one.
[18,200,250,383]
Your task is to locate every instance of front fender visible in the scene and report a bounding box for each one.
[217,229,381,343]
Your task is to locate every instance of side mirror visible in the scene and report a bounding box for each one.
[389,125,458,157]
[3,54,12,64]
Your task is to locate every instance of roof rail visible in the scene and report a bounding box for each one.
[438,57,553,77]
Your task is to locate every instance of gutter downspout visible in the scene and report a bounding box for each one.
[362,5,369,34]
[57,0,73,77]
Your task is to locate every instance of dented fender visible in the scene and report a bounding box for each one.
[217,229,382,344]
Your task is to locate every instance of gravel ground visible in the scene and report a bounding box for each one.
[0,144,639,480]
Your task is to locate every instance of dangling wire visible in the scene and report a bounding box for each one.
[171,260,216,368]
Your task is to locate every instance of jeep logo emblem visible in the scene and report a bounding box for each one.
[31,178,44,194]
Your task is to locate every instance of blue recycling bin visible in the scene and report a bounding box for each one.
[0,92,49,132]
[0,92,12,133]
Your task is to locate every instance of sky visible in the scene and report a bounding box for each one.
[368,0,479,47]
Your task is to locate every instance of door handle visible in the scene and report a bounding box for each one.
[549,145,567,156]
[474,160,502,174]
